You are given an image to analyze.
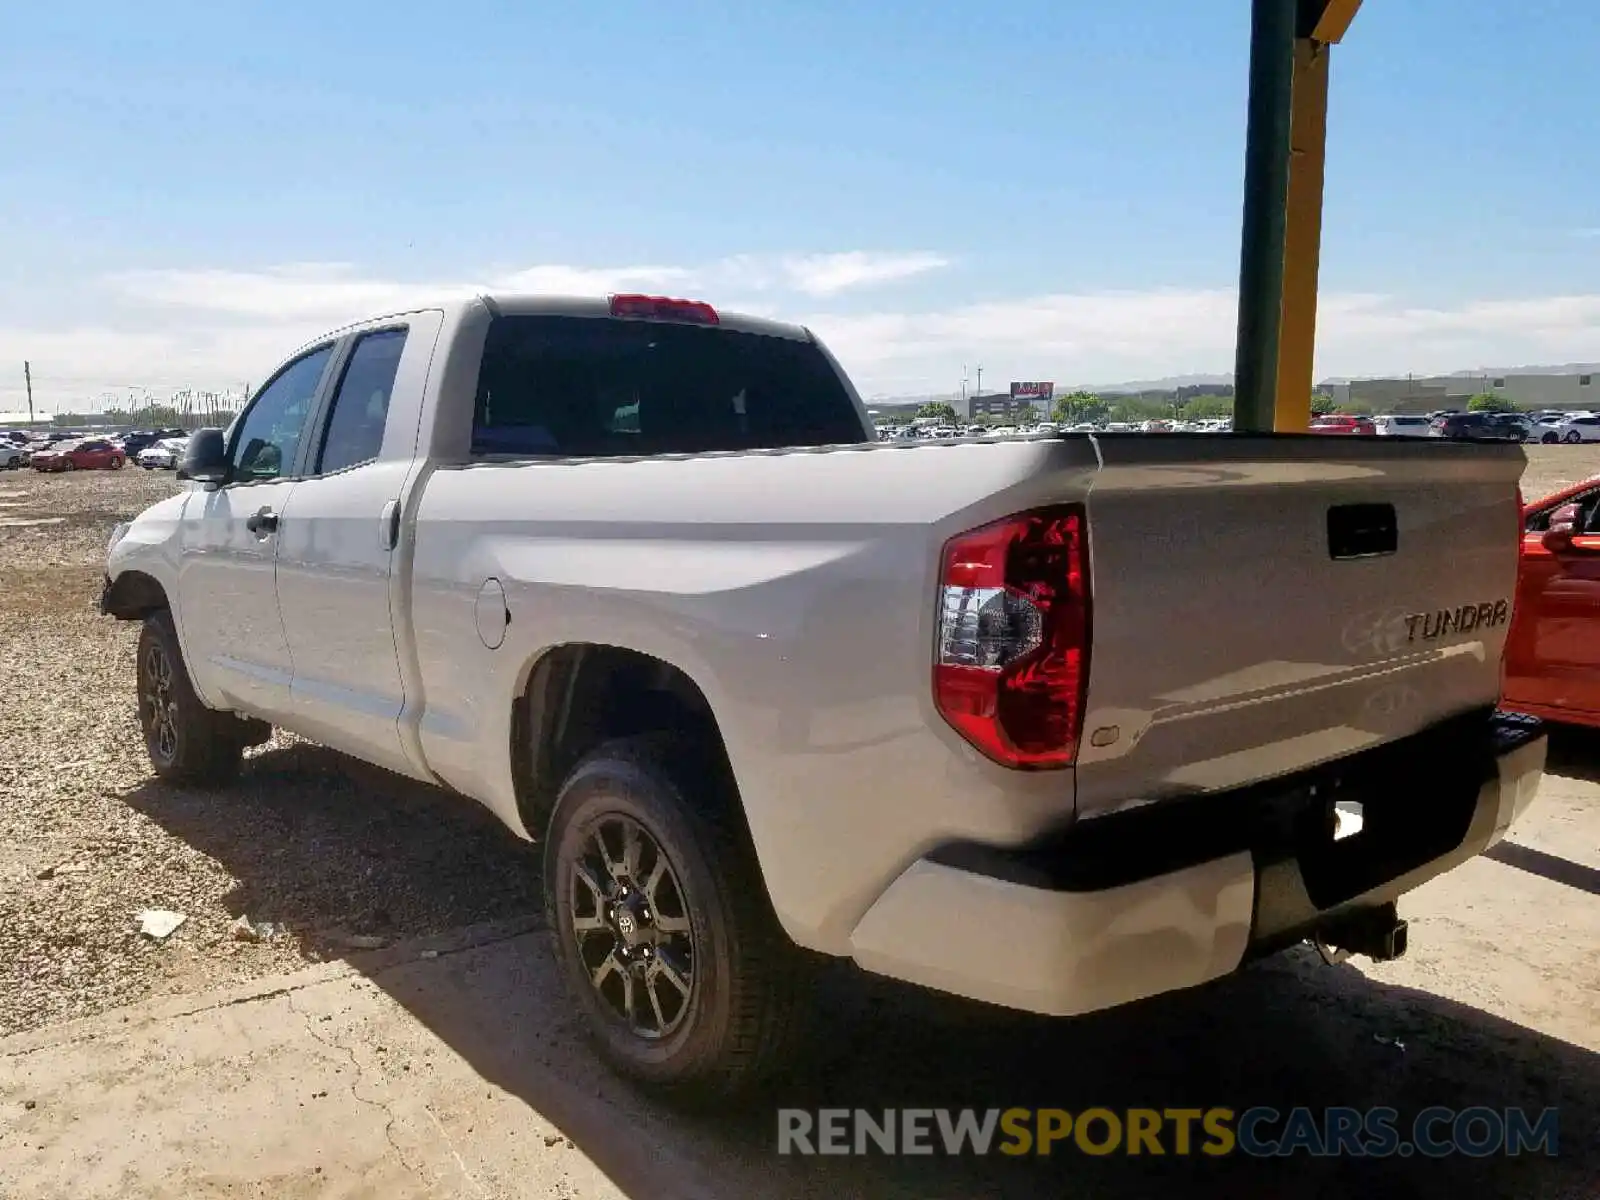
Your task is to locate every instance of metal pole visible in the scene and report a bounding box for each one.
[24,361,33,423]
[1232,0,1297,433]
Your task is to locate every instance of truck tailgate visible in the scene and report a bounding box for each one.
[1071,434,1525,819]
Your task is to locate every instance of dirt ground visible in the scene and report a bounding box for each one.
[0,466,541,1036]
[0,444,1596,1037]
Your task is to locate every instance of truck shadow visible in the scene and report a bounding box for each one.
[1543,724,1600,786]
[121,742,1600,1200]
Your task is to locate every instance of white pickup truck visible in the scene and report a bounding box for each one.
[103,293,1546,1096]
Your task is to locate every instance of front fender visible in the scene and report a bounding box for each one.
[103,492,217,706]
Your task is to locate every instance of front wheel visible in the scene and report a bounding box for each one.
[110,456,124,469]
[1543,433,1560,444]
[63,459,75,471]
[137,610,250,785]
[1566,431,1582,444]
[544,736,813,1099]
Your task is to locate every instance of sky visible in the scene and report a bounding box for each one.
[2,0,1598,411]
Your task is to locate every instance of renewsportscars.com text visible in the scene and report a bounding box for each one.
[776,1106,1559,1159]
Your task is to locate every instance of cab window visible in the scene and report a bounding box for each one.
[230,345,335,480]
[315,329,408,474]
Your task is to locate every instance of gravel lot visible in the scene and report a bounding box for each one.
[0,466,540,1037]
[1,443,1597,1038]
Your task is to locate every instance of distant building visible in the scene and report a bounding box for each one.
[1327,370,1598,413]
[962,392,1040,421]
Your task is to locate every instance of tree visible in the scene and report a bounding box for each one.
[1106,396,1170,423]
[1052,390,1107,424]
[1467,392,1521,413]
[1334,399,1374,416]
[1310,393,1337,416]
[916,401,958,422]
[1179,394,1234,420]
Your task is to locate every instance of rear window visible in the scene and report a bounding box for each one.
[471,315,867,458]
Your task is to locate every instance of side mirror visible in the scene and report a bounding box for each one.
[1541,503,1581,554]
[176,428,230,485]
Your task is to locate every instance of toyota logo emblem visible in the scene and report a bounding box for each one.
[1342,607,1412,657]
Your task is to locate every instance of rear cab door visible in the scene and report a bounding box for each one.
[272,310,443,777]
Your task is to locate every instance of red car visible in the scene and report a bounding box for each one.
[1502,476,1600,728]
[1308,415,1377,436]
[30,438,126,472]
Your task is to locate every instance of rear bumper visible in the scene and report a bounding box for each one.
[847,710,1546,1017]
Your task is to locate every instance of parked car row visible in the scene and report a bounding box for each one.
[0,427,190,472]
[875,412,1600,442]
[875,417,1235,440]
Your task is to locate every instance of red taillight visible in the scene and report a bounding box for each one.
[608,294,720,325]
[933,505,1091,769]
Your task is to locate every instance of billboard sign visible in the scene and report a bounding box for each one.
[1010,381,1055,401]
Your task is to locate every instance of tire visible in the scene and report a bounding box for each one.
[1543,433,1560,444]
[136,610,249,785]
[543,734,813,1099]
[1566,431,1582,444]
[63,459,75,471]
[111,456,124,469]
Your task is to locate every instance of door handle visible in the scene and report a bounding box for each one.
[379,500,400,550]
[246,508,279,536]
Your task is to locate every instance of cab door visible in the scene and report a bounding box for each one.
[175,344,336,721]
[272,313,441,777]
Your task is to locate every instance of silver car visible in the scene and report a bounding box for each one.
[137,437,189,470]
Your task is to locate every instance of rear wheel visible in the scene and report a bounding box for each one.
[1543,433,1560,444]
[63,459,75,471]
[137,610,258,785]
[544,735,813,1099]
[110,456,124,469]
[1566,431,1582,444]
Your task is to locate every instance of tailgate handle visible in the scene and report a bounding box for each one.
[1328,503,1397,559]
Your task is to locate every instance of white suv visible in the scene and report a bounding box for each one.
[1550,415,1600,444]
[1373,415,1432,438]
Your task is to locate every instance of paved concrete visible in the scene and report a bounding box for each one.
[3,754,1598,1200]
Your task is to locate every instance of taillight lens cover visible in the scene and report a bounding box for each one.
[934,505,1091,769]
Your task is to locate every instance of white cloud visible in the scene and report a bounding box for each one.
[107,263,466,322]
[107,252,947,323]
[494,264,693,295]
[1,253,950,409]
[7,263,1600,410]
[778,251,951,297]
[807,288,1600,395]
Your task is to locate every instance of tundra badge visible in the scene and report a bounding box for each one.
[1405,599,1510,643]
